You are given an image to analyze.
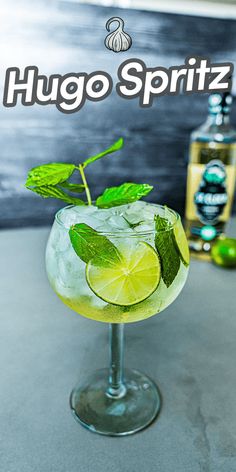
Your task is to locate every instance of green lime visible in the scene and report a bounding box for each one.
[173,219,190,267]
[211,238,236,268]
[86,242,161,306]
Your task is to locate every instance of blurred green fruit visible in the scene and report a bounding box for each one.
[211,238,236,268]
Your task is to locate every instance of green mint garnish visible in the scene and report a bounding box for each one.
[96,183,153,208]
[123,217,144,229]
[69,224,121,267]
[29,185,85,205]
[155,215,180,287]
[82,138,123,168]
[25,138,153,209]
[26,163,76,187]
[59,182,85,193]
[25,138,124,206]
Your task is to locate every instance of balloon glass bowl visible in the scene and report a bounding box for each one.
[46,202,189,435]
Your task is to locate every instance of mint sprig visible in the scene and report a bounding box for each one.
[25,138,153,209]
[96,183,153,208]
[59,182,85,193]
[30,185,85,205]
[69,224,121,267]
[26,163,76,187]
[155,215,180,287]
[83,138,123,168]
[25,138,123,206]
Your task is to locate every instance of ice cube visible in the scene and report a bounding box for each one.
[123,201,157,225]
[123,208,144,225]
[127,201,147,211]
[109,204,129,216]
[123,228,136,233]
[134,223,154,233]
[71,205,97,215]
[58,205,98,228]
[124,214,144,225]
[57,249,85,288]
[49,223,71,253]
[96,224,114,233]
[92,209,112,221]
[123,202,146,224]
[107,215,130,230]
[78,216,101,228]
[141,205,158,219]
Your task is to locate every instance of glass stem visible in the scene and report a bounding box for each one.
[107,323,126,399]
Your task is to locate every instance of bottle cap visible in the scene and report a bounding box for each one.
[208,92,233,115]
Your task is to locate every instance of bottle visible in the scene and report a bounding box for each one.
[185,92,236,260]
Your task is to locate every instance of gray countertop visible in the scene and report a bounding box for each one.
[0,221,236,472]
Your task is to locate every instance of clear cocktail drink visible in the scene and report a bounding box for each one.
[46,202,188,323]
[45,201,189,436]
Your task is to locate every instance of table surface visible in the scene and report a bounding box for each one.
[0,221,236,472]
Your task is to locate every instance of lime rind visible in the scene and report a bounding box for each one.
[173,220,190,267]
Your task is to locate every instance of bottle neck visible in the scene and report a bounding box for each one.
[207,113,230,126]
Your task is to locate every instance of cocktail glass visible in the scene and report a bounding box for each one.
[46,203,189,436]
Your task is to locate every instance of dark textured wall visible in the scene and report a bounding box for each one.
[0,1,236,228]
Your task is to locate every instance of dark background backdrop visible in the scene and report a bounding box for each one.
[1,0,236,228]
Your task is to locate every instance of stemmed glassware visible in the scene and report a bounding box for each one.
[46,203,189,436]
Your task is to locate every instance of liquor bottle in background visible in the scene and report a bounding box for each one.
[185,92,236,260]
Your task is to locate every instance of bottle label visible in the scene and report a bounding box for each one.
[185,142,236,235]
[188,141,236,165]
[194,160,228,224]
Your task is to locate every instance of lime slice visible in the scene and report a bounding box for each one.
[173,219,190,267]
[86,242,161,306]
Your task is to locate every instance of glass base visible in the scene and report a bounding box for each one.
[70,368,161,436]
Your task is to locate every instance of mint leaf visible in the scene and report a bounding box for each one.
[28,185,85,205]
[69,224,121,267]
[96,183,153,208]
[59,182,85,193]
[123,217,144,229]
[82,138,123,168]
[25,163,76,187]
[155,215,180,287]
